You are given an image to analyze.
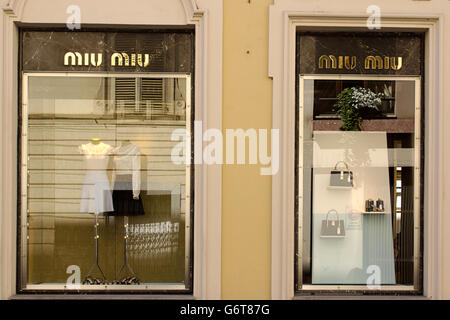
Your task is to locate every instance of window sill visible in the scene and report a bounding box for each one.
[293,295,429,300]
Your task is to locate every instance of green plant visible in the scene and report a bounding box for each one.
[334,87,383,131]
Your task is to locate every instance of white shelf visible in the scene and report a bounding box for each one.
[361,211,390,215]
[327,185,353,190]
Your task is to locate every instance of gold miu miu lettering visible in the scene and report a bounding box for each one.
[318,55,403,70]
[64,52,150,67]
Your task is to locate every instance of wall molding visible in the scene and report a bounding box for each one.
[0,0,222,300]
[268,5,443,300]
[2,0,26,18]
[0,0,22,301]
[181,0,204,21]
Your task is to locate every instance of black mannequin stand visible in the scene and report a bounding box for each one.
[114,216,140,284]
[83,213,107,285]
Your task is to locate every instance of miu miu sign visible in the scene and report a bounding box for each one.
[64,52,151,67]
[318,55,403,70]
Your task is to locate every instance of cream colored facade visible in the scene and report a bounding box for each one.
[1,0,450,300]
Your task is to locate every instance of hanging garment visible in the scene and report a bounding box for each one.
[79,142,114,214]
[112,142,142,198]
[111,174,145,216]
[110,142,145,216]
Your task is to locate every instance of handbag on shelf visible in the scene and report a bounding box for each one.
[320,209,346,238]
[365,199,375,212]
[329,161,354,187]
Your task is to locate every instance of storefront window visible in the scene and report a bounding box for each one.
[19,31,194,292]
[295,32,423,292]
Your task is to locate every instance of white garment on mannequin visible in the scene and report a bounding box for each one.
[79,141,114,213]
[113,142,141,199]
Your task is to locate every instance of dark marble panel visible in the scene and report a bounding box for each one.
[22,31,194,73]
[297,32,423,75]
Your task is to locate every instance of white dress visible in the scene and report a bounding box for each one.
[79,142,114,213]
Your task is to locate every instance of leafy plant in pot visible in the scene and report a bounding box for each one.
[334,87,384,131]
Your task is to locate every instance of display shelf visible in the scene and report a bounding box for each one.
[361,211,390,215]
[319,235,347,239]
[327,185,353,190]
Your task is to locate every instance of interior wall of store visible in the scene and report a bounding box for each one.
[222,0,273,299]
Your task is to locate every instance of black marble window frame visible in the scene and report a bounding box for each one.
[17,27,196,295]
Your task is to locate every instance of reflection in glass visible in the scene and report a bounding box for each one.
[314,80,396,117]
[24,75,190,289]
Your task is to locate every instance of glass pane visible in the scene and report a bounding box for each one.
[299,78,419,287]
[24,75,190,289]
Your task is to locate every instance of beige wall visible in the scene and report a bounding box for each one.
[222,0,273,299]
